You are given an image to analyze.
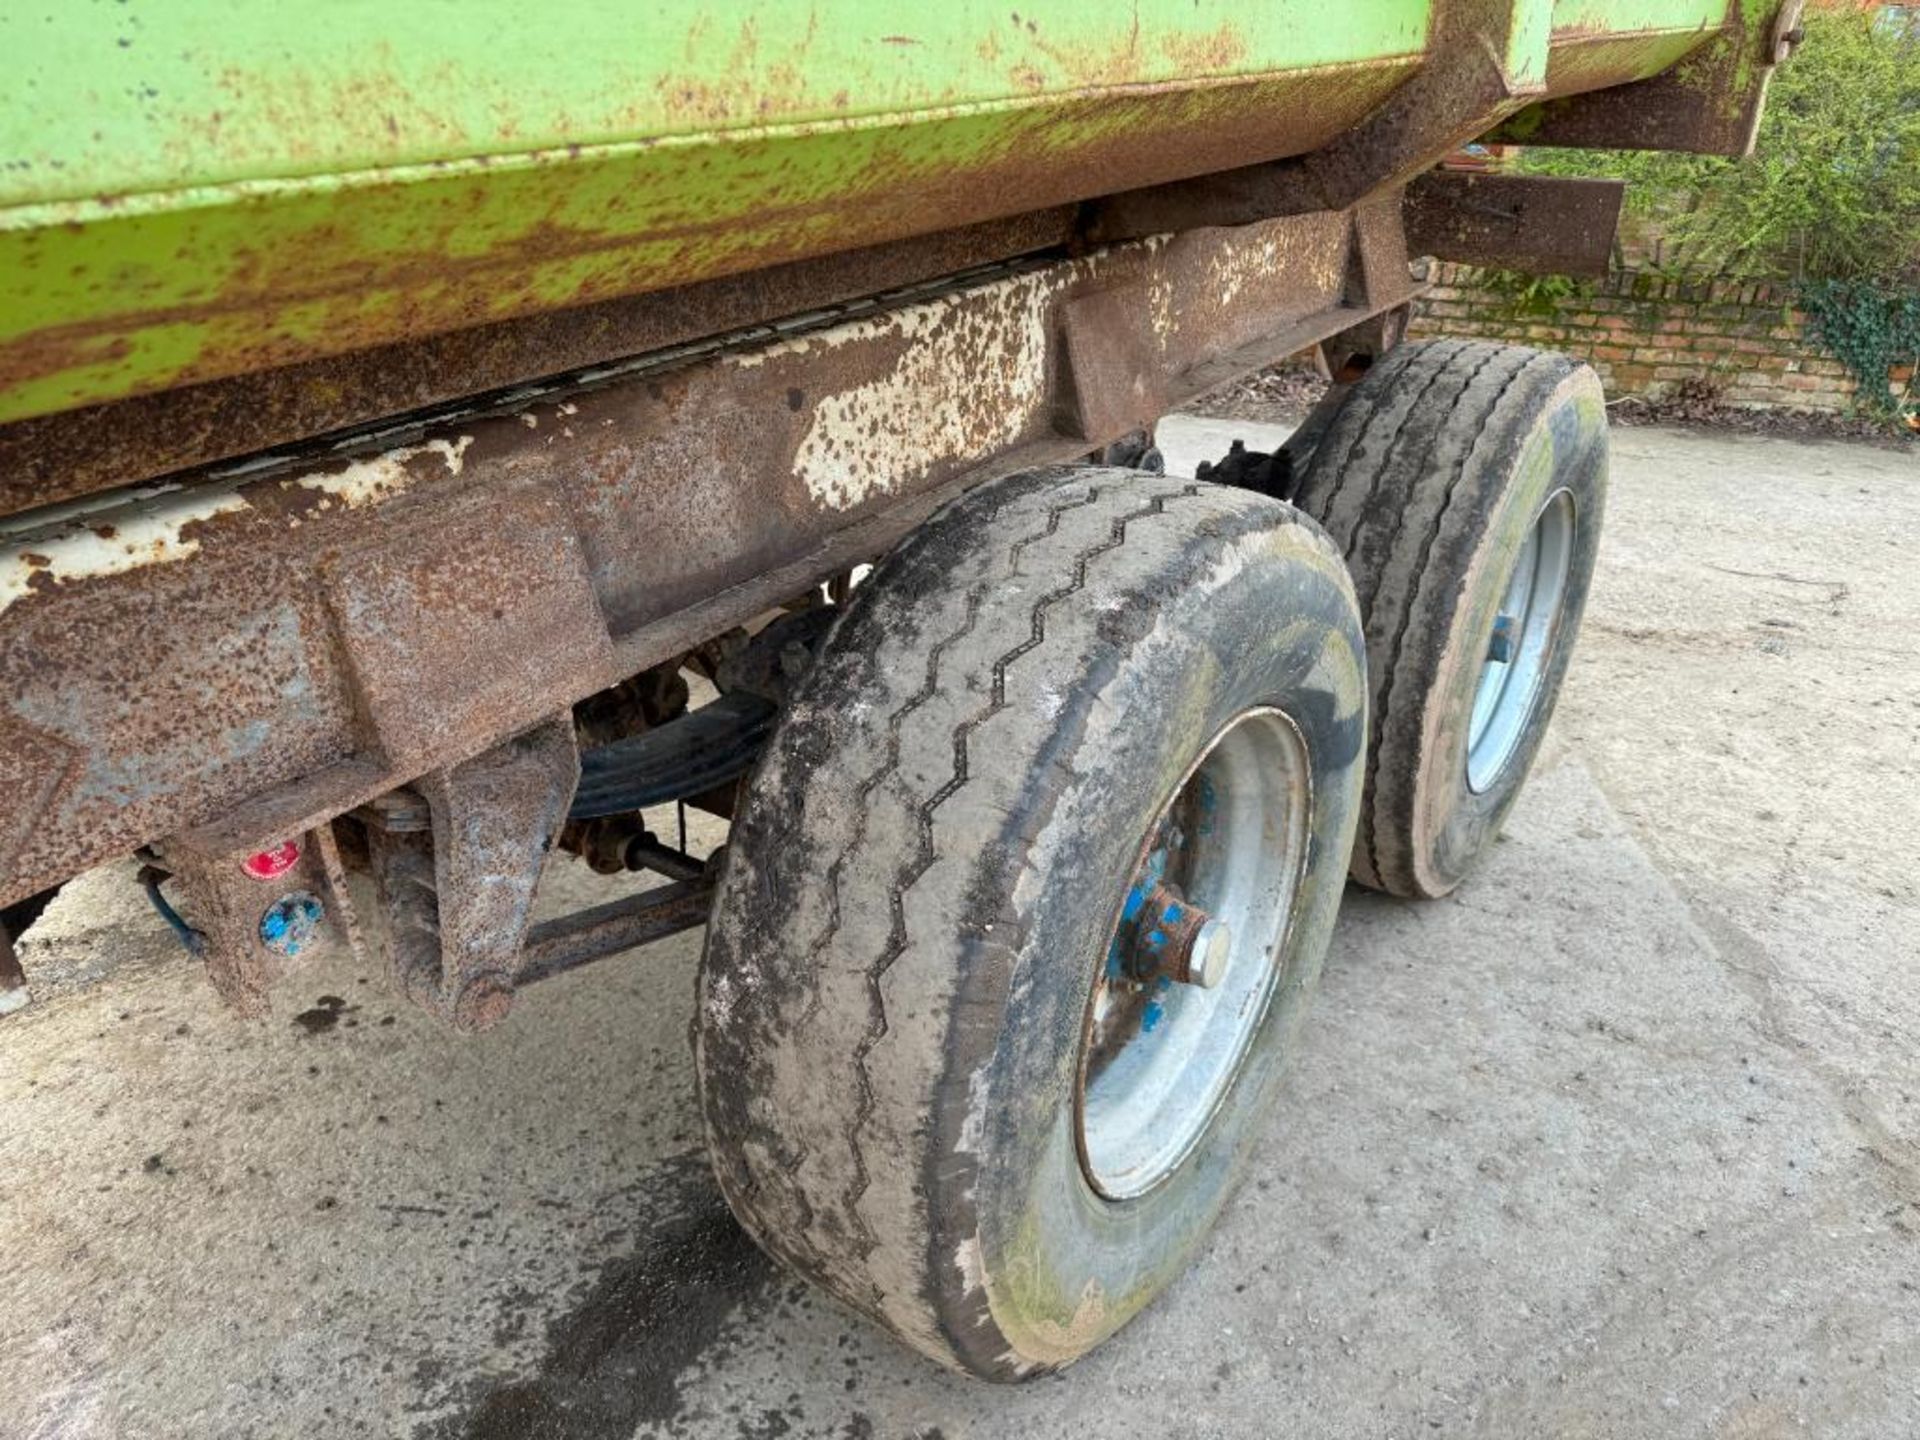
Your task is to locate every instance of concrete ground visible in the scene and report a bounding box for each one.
[1,422,1916,1440]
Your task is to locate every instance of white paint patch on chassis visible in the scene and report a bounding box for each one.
[0,485,249,617]
[296,436,472,509]
[790,278,1057,511]
[0,437,472,618]
[740,236,1175,513]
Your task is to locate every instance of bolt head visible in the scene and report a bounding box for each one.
[453,975,514,1032]
[1186,918,1233,988]
[1487,614,1518,665]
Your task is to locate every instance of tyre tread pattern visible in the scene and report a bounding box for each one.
[1292,339,1576,895]
[704,469,1306,1370]
[834,483,1197,1279]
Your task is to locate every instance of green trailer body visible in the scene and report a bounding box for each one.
[2,0,1748,430]
[0,0,1802,934]
[0,0,1803,942]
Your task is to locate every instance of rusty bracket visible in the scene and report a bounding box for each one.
[1343,196,1413,309]
[352,716,715,1025]
[1059,288,1169,443]
[154,829,346,1019]
[1405,171,1625,278]
[1316,197,1419,381]
[365,715,579,1031]
[1491,0,1805,158]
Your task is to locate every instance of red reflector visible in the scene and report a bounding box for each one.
[240,840,301,881]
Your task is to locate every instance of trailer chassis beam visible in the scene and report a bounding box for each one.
[0,207,1420,977]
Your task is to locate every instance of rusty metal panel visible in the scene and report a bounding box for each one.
[324,479,613,774]
[3,547,359,884]
[0,0,1768,434]
[373,716,581,1031]
[0,5,1769,502]
[0,215,1416,909]
[1405,171,1625,276]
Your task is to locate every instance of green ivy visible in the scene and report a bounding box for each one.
[1475,268,1589,319]
[1798,280,1920,422]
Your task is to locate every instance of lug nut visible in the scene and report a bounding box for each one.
[1183,917,1233,989]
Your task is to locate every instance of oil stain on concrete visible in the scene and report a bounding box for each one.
[429,1155,776,1440]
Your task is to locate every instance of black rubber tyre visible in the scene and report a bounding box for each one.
[697,467,1366,1379]
[1292,339,1608,899]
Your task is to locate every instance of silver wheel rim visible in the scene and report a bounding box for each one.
[1075,707,1311,1201]
[1466,489,1576,795]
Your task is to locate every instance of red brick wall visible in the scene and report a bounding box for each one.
[1410,262,1859,413]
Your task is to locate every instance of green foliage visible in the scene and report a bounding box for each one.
[1517,12,1920,424]
[1475,267,1590,317]
[1798,279,1920,421]
[1518,12,1920,285]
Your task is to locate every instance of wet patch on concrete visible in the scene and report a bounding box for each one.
[426,1155,775,1440]
[291,994,357,1034]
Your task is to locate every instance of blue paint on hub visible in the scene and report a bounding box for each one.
[260,891,326,959]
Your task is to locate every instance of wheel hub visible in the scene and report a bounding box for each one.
[1075,707,1312,1201]
[1117,879,1232,990]
[1466,488,1577,794]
